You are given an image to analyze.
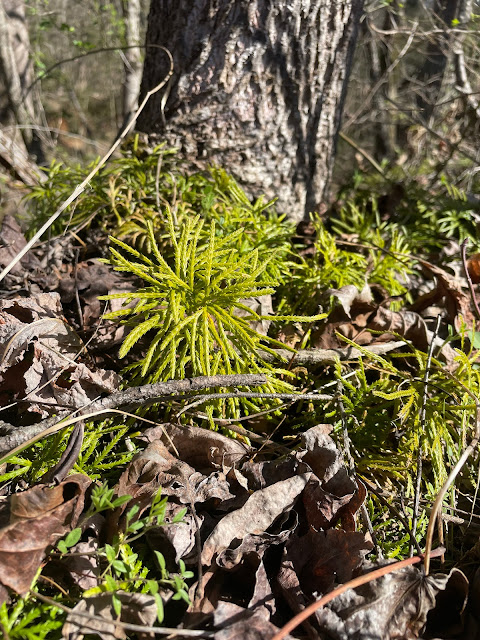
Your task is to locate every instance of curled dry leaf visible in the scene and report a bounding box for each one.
[0,474,90,594]
[62,539,100,591]
[201,473,311,566]
[412,260,475,330]
[368,307,457,364]
[299,425,356,494]
[326,284,373,318]
[146,502,199,566]
[140,423,252,472]
[213,599,294,639]
[313,563,468,640]
[117,439,236,507]
[57,258,139,344]
[213,611,291,640]
[278,529,373,607]
[0,215,41,279]
[216,525,296,571]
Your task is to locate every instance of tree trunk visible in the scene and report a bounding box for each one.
[122,0,143,121]
[0,0,46,162]
[137,0,364,221]
[414,0,461,122]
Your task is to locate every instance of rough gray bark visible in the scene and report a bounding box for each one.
[122,0,143,121]
[137,0,364,221]
[0,0,46,161]
[0,127,43,185]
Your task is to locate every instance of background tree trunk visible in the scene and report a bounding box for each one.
[137,0,364,221]
[414,0,462,122]
[0,0,47,161]
[122,0,143,122]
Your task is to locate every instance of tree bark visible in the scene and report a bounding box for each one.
[0,0,46,161]
[122,0,144,121]
[137,0,364,221]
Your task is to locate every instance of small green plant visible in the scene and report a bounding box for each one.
[24,142,179,238]
[333,171,480,252]
[332,336,480,500]
[55,484,192,622]
[25,141,295,287]
[118,165,295,283]
[0,598,63,640]
[281,214,413,316]
[0,418,138,485]
[101,209,323,418]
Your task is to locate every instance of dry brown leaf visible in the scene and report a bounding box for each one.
[62,591,157,640]
[298,425,357,495]
[0,293,120,419]
[0,215,41,278]
[413,260,475,330]
[368,307,457,364]
[0,474,90,594]
[57,258,139,342]
[213,612,291,640]
[216,526,295,571]
[118,439,235,506]
[279,529,373,603]
[146,502,198,565]
[326,284,373,318]
[201,473,311,566]
[140,423,252,472]
[61,539,100,591]
[313,563,468,640]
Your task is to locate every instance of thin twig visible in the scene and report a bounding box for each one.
[176,391,333,417]
[34,593,213,638]
[411,315,441,555]
[25,44,173,96]
[0,47,173,284]
[338,131,385,176]
[344,22,417,131]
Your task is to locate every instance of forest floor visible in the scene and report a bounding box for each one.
[0,140,479,639]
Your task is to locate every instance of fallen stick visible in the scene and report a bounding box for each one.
[261,341,405,365]
[0,373,267,458]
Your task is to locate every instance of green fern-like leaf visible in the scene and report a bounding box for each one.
[101,209,324,419]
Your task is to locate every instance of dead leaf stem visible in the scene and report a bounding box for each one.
[411,314,441,556]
